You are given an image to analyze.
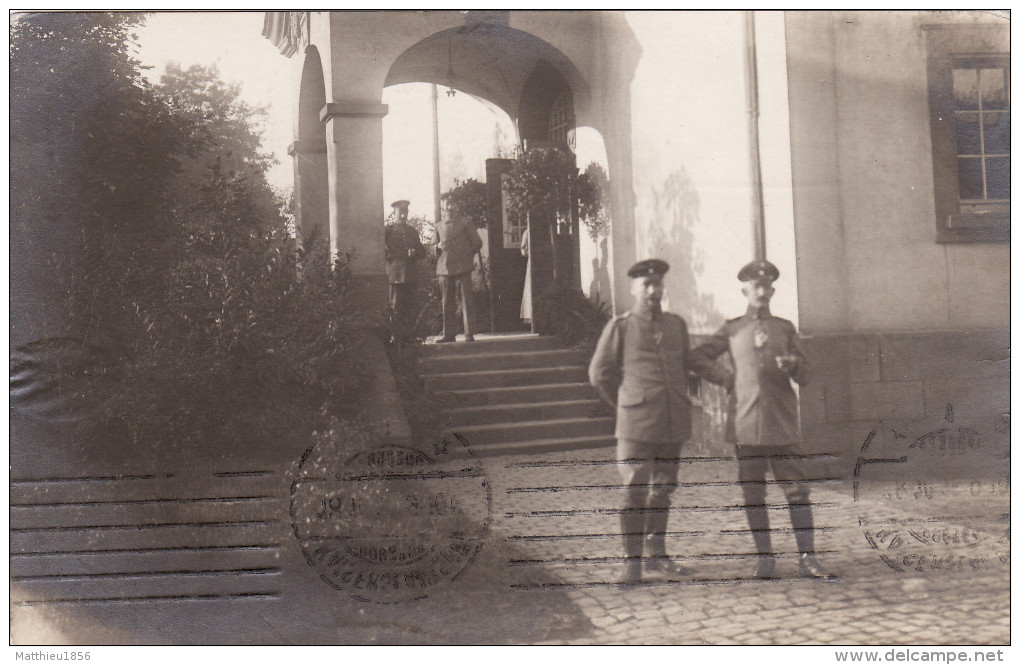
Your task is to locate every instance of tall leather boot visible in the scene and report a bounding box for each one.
[788,492,831,579]
[643,496,681,578]
[743,485,776,578]
[619,509,645,584]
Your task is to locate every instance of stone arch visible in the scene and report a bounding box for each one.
[518,59,574,148]
[383,23,592,327]
[384,24,589,130]
[292,46,329,252]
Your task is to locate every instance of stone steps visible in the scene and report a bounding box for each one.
[427,365,588,392]
[452,416,615,447]
[438,382,599,408]
[447,435,617,459]
[426,334,561,356]
[423,334,613,457]
[423,348,589,374]
[444,399,607,428]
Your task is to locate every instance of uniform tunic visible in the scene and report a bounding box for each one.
[588,308,692,444]
[435,217,482,277]
[384,222,424,284]
[690,305,808,446]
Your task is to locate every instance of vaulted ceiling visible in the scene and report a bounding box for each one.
[384,24,582,120]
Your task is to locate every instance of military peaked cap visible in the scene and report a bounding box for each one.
[737,259,780,283]
[627,259,670,278]
[391,200,410,211]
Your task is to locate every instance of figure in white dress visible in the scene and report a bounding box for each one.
[520,226,532,324]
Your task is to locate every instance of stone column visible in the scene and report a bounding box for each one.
[320,101,389,313]
[288,139,329,253]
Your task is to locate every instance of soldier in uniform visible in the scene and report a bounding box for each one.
[588,259,692,583]
[384,200,425,333]
[690,259,830,579]
[435,197,483,343]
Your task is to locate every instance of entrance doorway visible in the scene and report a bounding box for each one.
[486,60,580,333]
[384,24,584,334]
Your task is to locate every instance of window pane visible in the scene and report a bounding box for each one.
[986,157,1010,199]
[954,112,982,154]
[983,111,1010,155]
[953,68,980,110]
[980,67,1009,110]
[957,157,984,199]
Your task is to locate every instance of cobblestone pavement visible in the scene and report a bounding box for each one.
[477,447,1010,645]
[11,444,1009,645]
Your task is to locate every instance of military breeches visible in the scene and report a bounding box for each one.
[389,282,412,318]
[735,444,811,505]
[735,444,815,555]
[439,273,473,339]
[617,439,681,510]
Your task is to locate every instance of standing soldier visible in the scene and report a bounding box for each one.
[384,200,425,335]
[589,259,692,584]
[690,260,830,579]
[435,197,483,343]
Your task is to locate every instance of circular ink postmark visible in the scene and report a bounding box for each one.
[853,408,1010,575]
[290,426,492,603]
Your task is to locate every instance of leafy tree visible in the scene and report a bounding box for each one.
[11,12,370,456]
[503,146,576,227]
[577,162,611,240]
[157,63,280,226]
[11,12,182,239]
[441,178,488,229]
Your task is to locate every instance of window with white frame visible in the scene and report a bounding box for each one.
[925,24,1009,242]
[548,91,573,147]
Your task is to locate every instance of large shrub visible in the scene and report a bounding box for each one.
[11,13,370,454]
[441,178,488,229]
[76,185,369,450]
[533,284,611,349]
[503,146,576,227]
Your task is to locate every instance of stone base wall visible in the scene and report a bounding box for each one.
[688,329,1010,465]
[798,329,1010,459]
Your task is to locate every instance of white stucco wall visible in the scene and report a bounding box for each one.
[611,11,799,333]
[575,127,613,306]
[786,10,1009,334]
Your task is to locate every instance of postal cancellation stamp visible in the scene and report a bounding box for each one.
[853,408,1010,575]
[289,428,492,603]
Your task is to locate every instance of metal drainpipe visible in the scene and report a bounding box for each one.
[431,82,442,229]
[745,10,767,260]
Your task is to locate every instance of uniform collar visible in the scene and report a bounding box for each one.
[632,303,662,321]
[745,304,772,319]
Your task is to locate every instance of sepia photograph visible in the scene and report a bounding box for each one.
[9,9,1011,651]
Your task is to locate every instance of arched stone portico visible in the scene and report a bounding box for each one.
[263,11,617,311]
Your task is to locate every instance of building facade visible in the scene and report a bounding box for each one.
[263,10,1009,454]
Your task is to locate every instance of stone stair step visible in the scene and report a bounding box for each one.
[453,434,616,458]
[437,382,599,408]
[425,334,561,356]
[427,366,588,392]
[445,416,615,447]
[423,348,589,374]
[443,399,608,428]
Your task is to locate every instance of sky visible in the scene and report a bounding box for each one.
[135,11,516,221]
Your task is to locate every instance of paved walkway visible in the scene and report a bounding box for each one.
[484,447,1009,645]
[11,441,1008,645]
